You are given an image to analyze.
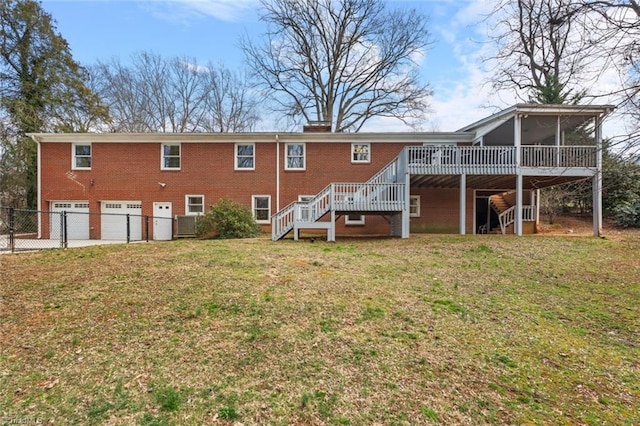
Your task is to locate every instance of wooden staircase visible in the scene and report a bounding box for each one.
[489,193,513,234]
[489,193,537,234]
[489,193,510,216]
[271,155,405,241]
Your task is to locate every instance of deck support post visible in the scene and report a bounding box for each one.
[329,210,336,242]
[535,189,541,229]
[514,113,523,236]
[516,173,523,236]
[459,174,466,235]
[401,148,410,238]
[593,115,603,237]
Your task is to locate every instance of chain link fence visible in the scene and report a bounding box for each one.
[0,206,174,253]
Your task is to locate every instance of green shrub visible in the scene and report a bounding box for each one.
[195,198,262,239]
[612,200,640,228]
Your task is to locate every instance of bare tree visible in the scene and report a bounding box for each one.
[200,66,260,132]
[487,0,596,103]
[92,52,260,133]
[575,1,640,153]
[242,0,432,132]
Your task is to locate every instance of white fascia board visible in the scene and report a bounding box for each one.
[513,103,616,117]
[457,106,517,133]
[28,132,475,144]
[457,104,616,134]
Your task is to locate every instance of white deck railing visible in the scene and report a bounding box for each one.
[408,146,517,175]
[520,146,596,168]
[408,145,596,174]
[333,183,405,211]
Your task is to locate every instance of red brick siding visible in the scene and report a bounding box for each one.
[409,188,474,234]
[40,140,483,238]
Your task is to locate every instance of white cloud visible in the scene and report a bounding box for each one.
[143,0,259,24]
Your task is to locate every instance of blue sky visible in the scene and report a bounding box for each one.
[40,0,620,135]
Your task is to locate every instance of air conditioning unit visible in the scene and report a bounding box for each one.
[175,215,197,237]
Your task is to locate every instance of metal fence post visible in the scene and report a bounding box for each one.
[126,214,130,243]
[145,215,149,242]
[8,207,15,253]
[62,211,68,249]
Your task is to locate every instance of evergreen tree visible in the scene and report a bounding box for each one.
[0,0,108,208]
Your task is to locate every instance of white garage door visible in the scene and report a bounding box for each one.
[101,202,142,240]
[50,201,90,240]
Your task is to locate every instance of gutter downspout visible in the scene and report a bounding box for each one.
[29,135,43,238]
[276,134,280,212]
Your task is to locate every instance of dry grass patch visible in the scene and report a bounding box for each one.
[1,233,639,425]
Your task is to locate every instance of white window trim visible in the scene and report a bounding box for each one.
[161,143,181,170]
[235,143,255,171]
[351,143,371,164]
[345,214,365,225]
[252,195,271,224]
[410,195,421,218]
[285,143,306,171]
[72,143,92,170]
[185,194,205,216]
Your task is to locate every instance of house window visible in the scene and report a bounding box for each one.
[345,214,365,225]
[410,195,421,217]
[252,195,271,224]
[72,143,91,169]
[161,143,181,170]
[351,143,370,163]
[235,143,255,170]
[186,195,204,215]
[285,143,305,170]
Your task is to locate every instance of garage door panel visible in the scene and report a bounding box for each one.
[50,201,89,240]
[101,202,142,240]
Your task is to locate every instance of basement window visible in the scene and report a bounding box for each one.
[186,195,204,215]
[345,214,365,225]
[252,195,271,224]
[410,195,421,217]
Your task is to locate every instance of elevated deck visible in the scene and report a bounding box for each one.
[272,144,600,241]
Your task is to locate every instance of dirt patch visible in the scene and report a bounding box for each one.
[537,214,614,235]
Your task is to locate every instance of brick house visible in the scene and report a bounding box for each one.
[29,104,613,241]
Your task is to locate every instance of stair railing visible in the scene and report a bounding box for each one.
[498,205,536,235]
[271,184,333,240]
[498,205,516,235]
[271,150,405,241]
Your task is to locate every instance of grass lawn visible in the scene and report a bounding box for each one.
[1,232,639,425]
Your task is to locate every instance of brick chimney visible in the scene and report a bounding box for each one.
[303,121,332,132]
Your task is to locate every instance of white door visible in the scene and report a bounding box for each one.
[153,202,173,241]
[50,201,89,240]
[101,202,142,240]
